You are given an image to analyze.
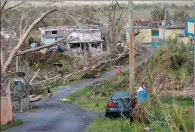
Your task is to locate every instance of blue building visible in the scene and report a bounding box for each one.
[39,26,66,45]
[185,18,194,39]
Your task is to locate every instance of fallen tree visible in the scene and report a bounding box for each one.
[29,43,147,91]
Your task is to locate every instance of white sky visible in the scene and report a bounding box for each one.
[3,1,194,7]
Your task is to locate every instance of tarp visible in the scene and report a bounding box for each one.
[31,43,37,48]
[137,88,147,102]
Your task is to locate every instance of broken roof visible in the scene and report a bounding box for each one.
[39,25,100,31]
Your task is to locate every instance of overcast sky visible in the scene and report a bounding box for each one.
[4,1,194,7]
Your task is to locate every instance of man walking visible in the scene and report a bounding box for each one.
[47,88,52,98]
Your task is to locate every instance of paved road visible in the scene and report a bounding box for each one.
[5,48,154,132]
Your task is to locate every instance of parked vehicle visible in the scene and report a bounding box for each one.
[105,91,131,117]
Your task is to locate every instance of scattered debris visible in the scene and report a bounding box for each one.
[29,95,42,102]
[60,98,71,102]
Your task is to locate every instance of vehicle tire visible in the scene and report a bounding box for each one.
[105,112,110,117]
[105,112,108,117]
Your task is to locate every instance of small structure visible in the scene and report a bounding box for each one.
[159,25,186,40]
[184,18,194,44]
[134,26,152,45]
[39,25,104,54]
[185,18,194,38]
[125,24,152,45]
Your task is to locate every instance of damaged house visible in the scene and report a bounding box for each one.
[39,25,104,54]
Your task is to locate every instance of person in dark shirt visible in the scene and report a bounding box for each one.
[48,88,51,98]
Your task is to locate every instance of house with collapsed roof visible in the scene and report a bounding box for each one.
[38,25,104,54]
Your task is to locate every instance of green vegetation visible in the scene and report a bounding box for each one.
[86,118,169,132]
[67,38,194,131]
[0,120,23,131]
[85,99,193,131]
[161,96,194,106]
[75,98,108,112]
[67,80,193,131]
[66,85,92,101]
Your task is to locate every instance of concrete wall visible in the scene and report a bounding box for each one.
[0,83,12,125]
[134,29,152,44]
[159,28,184,40]
[188,22,194,34]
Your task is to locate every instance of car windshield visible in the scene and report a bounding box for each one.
[111,92,130,100]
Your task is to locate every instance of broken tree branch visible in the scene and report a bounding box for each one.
[1,9,59,75]
[15,26,77,56]
[1,1,25,14]
[29,69,40,85]
[1,1,7,12]
[2,8,84,75]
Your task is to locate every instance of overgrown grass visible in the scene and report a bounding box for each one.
[67,79,193,131]
[86,118,169,132]
[84,96,193,131]
[66,85,92,101]
[75,98,108,112]
[161,96,193,106]
[0,120,23,131]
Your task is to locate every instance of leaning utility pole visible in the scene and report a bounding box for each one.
[128,0,136,121]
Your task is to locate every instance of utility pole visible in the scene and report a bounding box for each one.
[128,0,136,122]
[193,0,195,130]
[163,8,167,45]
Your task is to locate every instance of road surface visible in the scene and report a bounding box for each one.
[5,48,154,132]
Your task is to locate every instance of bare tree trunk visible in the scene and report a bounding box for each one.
[16,56,19,72]
[105,34,110,52]
[1,47,5,67]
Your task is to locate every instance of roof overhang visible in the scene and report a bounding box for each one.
[185,18,194,23]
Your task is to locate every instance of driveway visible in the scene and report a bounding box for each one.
[6,47,154,132]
